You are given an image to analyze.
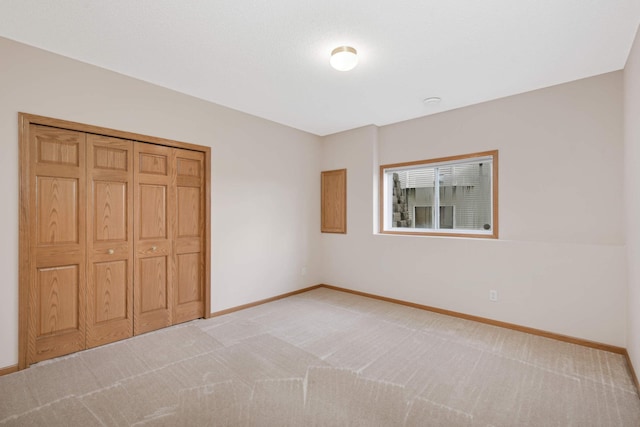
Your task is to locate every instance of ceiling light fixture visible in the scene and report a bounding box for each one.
[423,97,442,104]
[330,46,358,71]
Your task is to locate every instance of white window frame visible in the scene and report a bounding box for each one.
[379,150,498,239]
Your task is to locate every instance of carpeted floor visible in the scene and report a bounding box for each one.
[1,287,639,426]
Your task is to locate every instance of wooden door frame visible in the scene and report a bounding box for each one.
[18,112,212,370]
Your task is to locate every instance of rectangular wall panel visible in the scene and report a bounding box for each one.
[321,169,347,233]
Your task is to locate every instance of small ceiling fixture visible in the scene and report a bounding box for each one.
[423,97,442,104]
[330,46,358,71]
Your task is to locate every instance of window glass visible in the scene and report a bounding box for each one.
[380,151,497,238]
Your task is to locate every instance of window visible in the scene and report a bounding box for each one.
[379,150,498,238]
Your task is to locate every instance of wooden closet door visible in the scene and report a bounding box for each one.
[173,149,205,324]
[134,143,174,334]
[86,135,134,347]
[28,125,86,364]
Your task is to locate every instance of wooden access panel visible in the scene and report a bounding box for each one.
[321,169,347,233]
[134,143,174,335]
[28,125,87,364]
[173,149,205,324]
[86,135,134,348]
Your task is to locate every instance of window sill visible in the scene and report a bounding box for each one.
[380,229,498,239]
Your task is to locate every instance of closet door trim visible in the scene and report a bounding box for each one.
[18,113,211,370]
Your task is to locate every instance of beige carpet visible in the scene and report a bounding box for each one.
[1,287,639,426]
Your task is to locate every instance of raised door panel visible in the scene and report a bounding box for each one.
[177,187,200,237]
[38,265,79,335]
[134,143,173,335]
[139,256,168,312]
[86,135,134,348]
[173,150,205,324]
[176,157,200,178]
[177,253,200,305]
[37,177,79,245]
[93,181,127,242]
[31,260,85,364]
[28,125,86,364]
[139,153,167,175]
[93,145,128,171]
[139,185,167,239]
[93,260,128,323]
[36,131,79,166]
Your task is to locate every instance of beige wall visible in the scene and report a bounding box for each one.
[0,34,633,370]
[624,26,640,378]
[322,72,626,346]
[0,37,322,368]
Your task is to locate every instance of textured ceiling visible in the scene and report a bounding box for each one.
[1,0,639,136]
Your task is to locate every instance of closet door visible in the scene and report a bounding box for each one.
[134,143,174,334]
[86,135,134,348]
[28,125,86,364]
[173,149,205,324]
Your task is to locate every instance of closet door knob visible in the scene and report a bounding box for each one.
[151,246,157,252]
[107,249,115,255]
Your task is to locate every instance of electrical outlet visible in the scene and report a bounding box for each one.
[301,266,307,276]
[489,290,498,302]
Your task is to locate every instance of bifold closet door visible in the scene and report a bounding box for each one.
[28,125,86,364]
[173,149,205,324]
[86,135,134,348]
[134,143,174,334]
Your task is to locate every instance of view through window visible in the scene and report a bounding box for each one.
[380,151,498,238]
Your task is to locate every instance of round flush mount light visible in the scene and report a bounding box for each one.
[423,97,442,104]
[330,46,358,71]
